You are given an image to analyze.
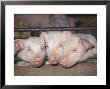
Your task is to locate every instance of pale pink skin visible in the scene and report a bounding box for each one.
[14,37,46,67]
[40,31,72,65]
[59,34,97,68]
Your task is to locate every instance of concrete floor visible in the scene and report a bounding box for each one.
[14,59,97,76]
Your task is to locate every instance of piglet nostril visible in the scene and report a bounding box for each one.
[34,58,42,64]
[49,57,58,64]
[49,55,55,59]
[49,56,55,61]
[50,57,55,60]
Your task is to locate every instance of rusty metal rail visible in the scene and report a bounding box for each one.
[14,27,97,32]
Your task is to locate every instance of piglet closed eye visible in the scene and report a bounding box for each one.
[72,48,77,53]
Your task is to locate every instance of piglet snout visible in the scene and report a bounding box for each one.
[60,57,69,68]
[49,56,58,65]
[60,59,67,65]
[34,57,42,64]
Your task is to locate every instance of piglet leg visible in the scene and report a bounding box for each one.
[15,61,31,66]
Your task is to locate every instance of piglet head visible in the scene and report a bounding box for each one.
[40,31,72,65]
[16,37,46,67]
[40,32,59,65]
[29,46,45,67]
[26,37,46,67]
[60,37,95,68]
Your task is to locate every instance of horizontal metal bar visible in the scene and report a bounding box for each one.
[14,27,97,32]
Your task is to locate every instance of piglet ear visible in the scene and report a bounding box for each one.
[40,32,48,42]
[14,39,25,55]
[79,38,95,51]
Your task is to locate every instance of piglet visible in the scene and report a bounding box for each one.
[60,34,97,68]
[14,37,46,67]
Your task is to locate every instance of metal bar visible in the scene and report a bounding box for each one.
[14,27,97,32]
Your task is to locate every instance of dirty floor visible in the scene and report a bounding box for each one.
[14,59,97,76]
